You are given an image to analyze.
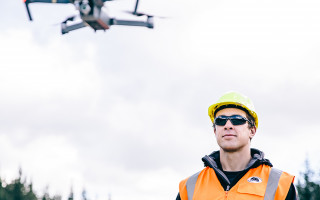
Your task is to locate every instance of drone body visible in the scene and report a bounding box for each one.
[24,0,154,34]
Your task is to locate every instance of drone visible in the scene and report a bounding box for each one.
[23,0,154,34]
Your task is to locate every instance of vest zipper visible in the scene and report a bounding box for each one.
[225,185,230,199]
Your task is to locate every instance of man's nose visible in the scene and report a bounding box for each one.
[224,119,234,130]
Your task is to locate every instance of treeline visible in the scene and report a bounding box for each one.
[296,159,320,200]
[0,169,80,200]
[1,161,320,200]
[0,169,38,200]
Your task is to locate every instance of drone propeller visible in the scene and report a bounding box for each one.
[62,15,77,23]
[124,10,146,17]
[124,11,167,19]
[23,0,74,21]
[125,0,167,19]
[24,0,33,20]
[133,0,139,15]
[121,0,141,16]
[52,15,77,26]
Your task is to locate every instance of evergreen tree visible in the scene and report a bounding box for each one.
[41,186,51,200]
[296,158,320,200]
[68,186,74,200]
[0,168,38,200]
[52,195,62,200]
[41,186,62,200]
[81,188,87,200]
[0,178,9,200]
[0,168,82,200]
[24,183,37,200]
[5,168,25,200]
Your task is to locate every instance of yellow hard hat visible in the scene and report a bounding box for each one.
[208,91,258,128]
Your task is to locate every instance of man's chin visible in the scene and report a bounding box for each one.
[220,145,243,153]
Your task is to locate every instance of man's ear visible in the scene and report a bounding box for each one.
[249,127,256,139]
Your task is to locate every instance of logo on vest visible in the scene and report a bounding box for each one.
[247,176,262,183]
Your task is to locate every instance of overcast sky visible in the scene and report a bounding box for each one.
[1,0,320,199]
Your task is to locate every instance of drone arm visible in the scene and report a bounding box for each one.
[61,21,87,34]
[110,17,153,29]
[25,0,72,3]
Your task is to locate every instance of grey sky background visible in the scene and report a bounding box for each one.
[1,0,320,199]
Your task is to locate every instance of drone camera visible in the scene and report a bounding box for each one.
[80,3,91,15]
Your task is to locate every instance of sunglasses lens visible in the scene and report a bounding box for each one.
[230,118,247,125]
[215,118,227,126]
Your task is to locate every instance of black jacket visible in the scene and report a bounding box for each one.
[176,148,298,200]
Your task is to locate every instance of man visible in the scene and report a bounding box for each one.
[176,91,298,200]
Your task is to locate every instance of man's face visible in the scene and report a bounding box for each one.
[214,108,256,153]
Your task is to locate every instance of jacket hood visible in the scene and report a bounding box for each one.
[202,148,273,170]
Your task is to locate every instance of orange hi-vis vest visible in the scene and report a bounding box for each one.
[179,165,294,200]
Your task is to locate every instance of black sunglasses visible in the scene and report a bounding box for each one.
[214,115,253,126]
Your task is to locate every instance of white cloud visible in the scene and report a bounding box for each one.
[0,29,101,100]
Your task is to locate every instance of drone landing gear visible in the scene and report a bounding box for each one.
[61,22,87,34]
[110,16,154,29]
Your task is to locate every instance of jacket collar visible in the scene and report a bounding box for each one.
[202,148,273,171]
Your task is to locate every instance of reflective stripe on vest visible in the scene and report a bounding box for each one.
[185,168,283,200]
[264,168,282,200]
[186,171,201,200]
